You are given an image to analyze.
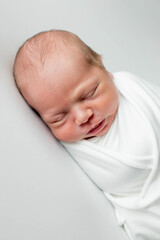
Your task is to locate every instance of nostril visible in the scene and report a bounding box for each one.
[88,114,94,122]
[75,114,93,126]
[74,108,93,126]
[80,114,94,126]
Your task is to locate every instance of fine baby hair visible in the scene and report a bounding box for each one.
[13,29,105,97]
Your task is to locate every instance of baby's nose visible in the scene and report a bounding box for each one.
[73,106,93,126]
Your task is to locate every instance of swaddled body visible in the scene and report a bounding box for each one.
[62,72,160,240]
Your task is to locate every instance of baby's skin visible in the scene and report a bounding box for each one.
[13,30,119,142]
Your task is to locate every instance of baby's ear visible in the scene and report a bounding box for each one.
[97,55,103,64]
[108,72,114,80]
[105,69,113,80]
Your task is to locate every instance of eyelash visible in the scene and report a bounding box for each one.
[51,113,67,125]
[83,86,98,99]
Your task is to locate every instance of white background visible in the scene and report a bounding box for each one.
[0,1,159,240]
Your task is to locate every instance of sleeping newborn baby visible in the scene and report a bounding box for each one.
[13,30,160,240]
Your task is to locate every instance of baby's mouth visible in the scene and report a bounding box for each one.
[87,119,106,135]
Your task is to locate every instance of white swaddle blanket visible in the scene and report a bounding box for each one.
[61,72,160,240]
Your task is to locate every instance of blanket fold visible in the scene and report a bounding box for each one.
[62,72,160,240]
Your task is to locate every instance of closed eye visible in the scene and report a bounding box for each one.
[50,113,67,125]
[83,85,98,99]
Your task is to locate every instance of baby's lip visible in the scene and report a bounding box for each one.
[87,119,106,135]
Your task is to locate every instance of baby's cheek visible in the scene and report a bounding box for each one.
[51,124,76,142]
[101,92,118,113]
[95,95,110,113]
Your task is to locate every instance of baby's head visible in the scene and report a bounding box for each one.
[13,29,119,142]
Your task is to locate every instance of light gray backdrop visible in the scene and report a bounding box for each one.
[0,0,159,240]
[1,0,160,83]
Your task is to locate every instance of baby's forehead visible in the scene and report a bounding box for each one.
[17,33,72,66]
[23,37,84,74]
[14,32,90,100]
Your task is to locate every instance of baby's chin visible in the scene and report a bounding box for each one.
[60,126,108,142]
